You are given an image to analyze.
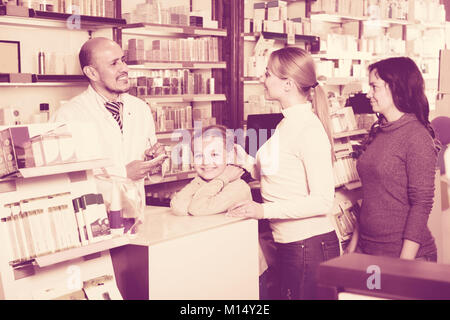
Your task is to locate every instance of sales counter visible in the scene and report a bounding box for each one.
[110,205,260,300]
[317,253,450,300]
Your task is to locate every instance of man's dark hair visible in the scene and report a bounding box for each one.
[79,45,92,71]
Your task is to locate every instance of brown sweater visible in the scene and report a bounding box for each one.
[356,113,438,258]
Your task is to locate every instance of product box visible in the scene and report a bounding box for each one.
[267,0,287,21]
[253,1,266,20]
[244,0,254,19]
[79,193,111,243]
[0,73,32,83]
[0,126,34,177]
[264,20,284,33]
[189,15,203,27]
[203,19,218,29]
[0,3,29,17]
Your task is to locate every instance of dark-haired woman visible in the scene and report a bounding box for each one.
[346,57,440,261]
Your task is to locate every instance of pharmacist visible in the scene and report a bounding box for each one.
[51,37,165,195]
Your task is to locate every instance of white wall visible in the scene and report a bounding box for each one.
[0,23,113,123]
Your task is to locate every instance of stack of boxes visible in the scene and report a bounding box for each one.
[129,70,215,98]
[154,104,192,132]
[126,38,219,63]
[245,0,309,35]
[311,0,446,22]
[127,39,145,62]
[18,0,116,18]
[244,95,281,121]
[192,106,216,129]
[122,0,219,28]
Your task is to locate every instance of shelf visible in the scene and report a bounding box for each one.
[145,170,196,185]
[1,159,112,181]
[121,23,227,37]
[34,236,130,268]
[310,12,411,26]
[0,74,88,87]
[0,82,88,87]
[311,12,368,22]
[0,10,126,30]
[242,76,261,85]
[243,32,320,52]
[156,128,193,140]
[127,61,226,70]
[144,94,226,103]
[324,77,367,86]
[362,18,411,27]
[32,74,87,82]
[333,129,369,139]
[417,21,446,29]
[312,51,374,61]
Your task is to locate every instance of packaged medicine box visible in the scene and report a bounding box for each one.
[253,2,266,20]
[0,126,34,178]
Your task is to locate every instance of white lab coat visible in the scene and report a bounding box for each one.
[51,85,157,211]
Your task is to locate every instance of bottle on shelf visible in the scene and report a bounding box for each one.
[38,49,46,75]
[39,103,50,122]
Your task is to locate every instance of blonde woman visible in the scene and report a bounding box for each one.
[229,47,339,300]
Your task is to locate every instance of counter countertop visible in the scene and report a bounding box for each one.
[129,205,248,246]
[318,253,450,299]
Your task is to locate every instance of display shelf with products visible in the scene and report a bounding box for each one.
[1,158,112,181]
[121,22,227,37]
[145,170,196,186]
[0,74,88,87]
[0,123,124,299]
[34,235,130,268]
[333,128,369,139]
[143,94,226,104]
[119,0,229,192]
[243,31,320,52]
[127,61,227,70]
[0,7,125,30]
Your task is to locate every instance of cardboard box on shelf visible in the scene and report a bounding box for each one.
[253,1,266,21]
[0,3,29,17]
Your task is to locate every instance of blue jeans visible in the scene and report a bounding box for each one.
[275,230,340,300]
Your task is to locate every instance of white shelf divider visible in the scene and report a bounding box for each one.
[16,159,112,179]
[144,94,226,103]
[333,129,369,139]
[34,236,130,268]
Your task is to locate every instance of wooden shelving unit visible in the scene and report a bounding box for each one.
[243,31,320,52]
[143,94,226,103]
[0,74,88,86]
[127,61,227,70]
[145,170,196,186]
[0,9,126,30]
[0,159,112,182]
[333,129,369,139]
[121,22,227,37]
